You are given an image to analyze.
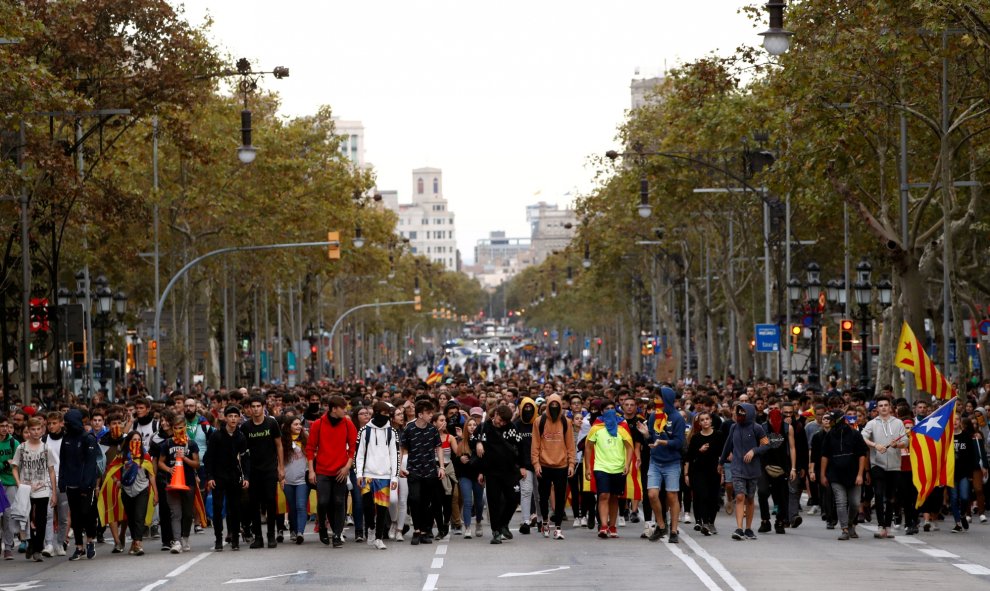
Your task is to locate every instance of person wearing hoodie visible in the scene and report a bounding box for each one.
[531,393,576,540]
[587,404,633,539]
[475,404,523,544]
[513,397,541,534]
[355,402,400,550]
[861,395,906,539]
[718,402,770,541]
[637,386,686,544]
[820,409,868,541]
[306,395,357,548]
[756,407,796,535]
[59,408,101,560]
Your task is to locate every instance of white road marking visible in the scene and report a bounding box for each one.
[954,564,990,576]
[897,536,925,544]
[166,552,212,578]
[224,571,307,584]
[138,580,168,591]
[665,543,723,591]
[498,566,570,578]
[431,558,444,569]
[680,533,747,591]
[0,583,43,591]
[435,545,447,555]
[422,573,439,591]
[919,549,960,559]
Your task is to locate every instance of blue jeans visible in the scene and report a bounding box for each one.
[459,476,484,525]
[283,483,309,534]
[950,477,972,524]
[348,471,364,531]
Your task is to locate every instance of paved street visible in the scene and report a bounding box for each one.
[2,512,989,591]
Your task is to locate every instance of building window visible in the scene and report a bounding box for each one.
[433,178,439,194]
[408,231,417,240]
[426,246,431,254]
[422,218,428,225]
[417,178,424,194]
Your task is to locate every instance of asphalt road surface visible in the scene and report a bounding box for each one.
[2,513,989,591]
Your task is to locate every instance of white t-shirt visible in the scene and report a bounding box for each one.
[11,442,55,499]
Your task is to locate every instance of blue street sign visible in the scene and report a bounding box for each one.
[755,324,780,353]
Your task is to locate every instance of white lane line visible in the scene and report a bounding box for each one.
[435,545,447,555]
[431,557,444,569]
[919,548,960,559]
[897,536,925,544]
[422,573,440,591]
[954,564,990,576]
[166,552,212,578]
[665,542,723,591]
[680,533,747,591]
[139,580,169,591]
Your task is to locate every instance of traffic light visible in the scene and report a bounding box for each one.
[839,319,853,352]
[327,231,340,260]
[414,295,422,312]
[790,324,801,351]
[148,339,158,367]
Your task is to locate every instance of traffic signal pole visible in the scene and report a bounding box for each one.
[152,240,339,399]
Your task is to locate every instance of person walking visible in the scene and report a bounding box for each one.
[639,387,685,543]
[401,399,444,546]
[454,416,484,539]
[306,396,357,548]
[821,410,869,541]
[684,411,723,535]
[241,396,284,549]
[476,404,522,544]
[719,403,770,541]
[10,417,56,562]
[59,409,101,560]
[588,406,634,540]
[355,402,399,550]
[861,395,906,539]
[531,394,576,540]
[204,405,250,551]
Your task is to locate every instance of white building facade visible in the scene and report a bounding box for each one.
[389,167,458,271]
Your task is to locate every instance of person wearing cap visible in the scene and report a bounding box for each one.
[204,405,251,551]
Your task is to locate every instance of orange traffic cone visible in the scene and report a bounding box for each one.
[167,457,190,491]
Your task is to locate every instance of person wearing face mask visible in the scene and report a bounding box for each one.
[98,432,157,555]
[718,403,770,541]
[355,402,400,550]
[303,393,324,425]
[531,394,576,540]
[513,397,541,534]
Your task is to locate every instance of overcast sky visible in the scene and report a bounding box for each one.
[175,0,759,262]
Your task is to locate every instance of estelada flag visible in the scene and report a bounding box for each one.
[910,397,956,508]
[97,454,158,527]
[895,322,955,400]
[582,418,633,494]
[426,358,447,386]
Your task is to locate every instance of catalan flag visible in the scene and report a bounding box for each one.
[426,358,447,386]
[894,322,955,400]
[910,397,956,508]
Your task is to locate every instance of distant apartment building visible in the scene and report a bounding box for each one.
[630,76,667,111]
[334,119,366,167]
[384,168,459,272]
[528,201,577,264]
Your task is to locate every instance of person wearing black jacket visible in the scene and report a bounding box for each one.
[821,410,868,541]
[453,416,483,539]
[783,401,808,529]
[475,405,523,544]
[59,409,100,561]
[204,405,251,551]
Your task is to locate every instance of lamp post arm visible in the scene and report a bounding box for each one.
[327,301,416,377]
[152,240,339,398]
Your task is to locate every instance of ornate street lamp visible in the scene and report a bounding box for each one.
[760,0,793,56]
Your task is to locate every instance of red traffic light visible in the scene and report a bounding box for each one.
[310,345,318,354]
[840,319,853,331]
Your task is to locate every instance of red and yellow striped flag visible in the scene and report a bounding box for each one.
[894,322,955,400]
[909,397,956,508]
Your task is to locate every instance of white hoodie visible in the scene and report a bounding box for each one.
[355,422,400,481]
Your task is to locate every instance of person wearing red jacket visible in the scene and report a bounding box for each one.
[306,396,357,548]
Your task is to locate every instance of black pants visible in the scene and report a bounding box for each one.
[29,497,49,555]
[758,473,789,524]
[247,470,277,541]
[212,478,242,544]
[157,475,174,545]
[407,474,440,534]
[898,470,919,527]
[374,503,390,541]
[691,472,720,525]
[819,480,836,524]
[362,491,376,537]
[567,473,584,518]
[537,467,568,527]
[871,467,899,528]
[485,474,517,533]
[121,488,149,542]
[434,490,452,535]
[315,474,347,538]
[66,488,96,546]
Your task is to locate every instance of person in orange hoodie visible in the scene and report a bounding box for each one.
[532,394,576,539]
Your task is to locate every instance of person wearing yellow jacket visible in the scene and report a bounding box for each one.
[531,394,576,539]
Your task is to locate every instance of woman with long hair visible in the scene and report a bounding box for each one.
[454,417,484,538]
[280,417,309,544]
[431,413,456,540]
[388,406,410,541]
[684,412,723,535]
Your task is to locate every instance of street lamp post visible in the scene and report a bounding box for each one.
[851,259,893,394]
[788,262,823,390]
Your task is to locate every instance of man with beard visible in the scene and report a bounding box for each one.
[531,394,576,539]
[183,398,214,532]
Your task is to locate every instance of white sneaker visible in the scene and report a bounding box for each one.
[981,514,988,524]
[54,544,66,557]
[388,524,397,540]
[169,541,182,554]
[683,513,693,524]
[181,537,190,552]
[475,523,483,538]
[617,516,626,527]
[394,533,404,542]
[463,529,472,539]
[373,539,387,550]
[580,516,588,527]
[553,527,565,540]
[346,515,354,526]
[806,506,820,516]
[573,518,582,528]
[367,535,376,546]
[41,545,53,558]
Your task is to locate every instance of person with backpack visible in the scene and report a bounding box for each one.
[183,397,214,534]
[204,405,251,551]
[10,417,55,562]
[355,402,399,550]
[531,393,576,540]
[59,409,101,560]
[98,431,157,556]
[756,406,796,535]
[306,395,357,548]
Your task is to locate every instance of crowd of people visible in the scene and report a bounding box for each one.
[0,361,986,563]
